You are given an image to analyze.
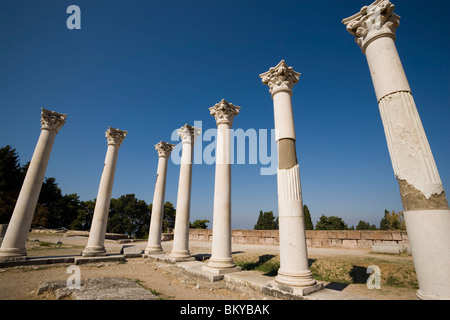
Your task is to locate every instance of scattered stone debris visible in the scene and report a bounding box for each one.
[37,277,158,300]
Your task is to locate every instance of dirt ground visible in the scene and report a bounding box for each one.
[0,233,418,300]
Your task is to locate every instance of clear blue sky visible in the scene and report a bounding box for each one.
[0,0,448,229]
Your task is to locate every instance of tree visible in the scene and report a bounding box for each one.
[107,194,150,238]
[254,210,278,230]
[380,209,406,230]
[162,201,176,232]
[0,145,24,223]
[303,205,314,230]
[190,219,209,229]
[315,214,349,230]
[356,220,377,230]
[69,200,96,231]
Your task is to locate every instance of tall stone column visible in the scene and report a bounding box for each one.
[169,124,201,261]
[343,0,450,300]
[82,127,128,257]
[260,60,321,295]
[202,99,241,274]
[145,141,175,254]
[0,108,67,261]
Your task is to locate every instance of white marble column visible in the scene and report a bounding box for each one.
[202,99,241,274]
[145,141,175,254]
[260,60,321,295]
[82,127,127,257]
[169,124,201,261]
[0,108,67,261]
[343,0,450,300]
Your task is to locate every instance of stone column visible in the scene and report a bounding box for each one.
[260,60,321,295]
[82,127,128,257]
[0,108,67,261]
[169,124,201,261]
[202,99,241,274]
[145,141,175,254]
[343,0,450,300]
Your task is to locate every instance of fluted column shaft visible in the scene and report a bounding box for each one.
[0,109,66,261]
[260,61,317,289]
[145,141,174,254]
[170,125,200,260]
[202,99,241,274]
[82,127,127,257]
[343,0,450,300]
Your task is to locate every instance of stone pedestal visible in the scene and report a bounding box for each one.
[343,0,450,300]
[145,141,175,254]
[0,109,66,261]
[202,100,241,274]
[169,124,201,261]
[82,127,127,257]
[260,60,319,292]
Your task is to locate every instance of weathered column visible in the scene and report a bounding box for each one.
[169,124,201,261]
[145,141,175,254]
[0,108,67,261]
[82,127,127,257]
[202,99,241,274]
[260,60,321,295]
[343,0,450,300]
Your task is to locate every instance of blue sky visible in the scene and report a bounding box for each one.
[0,0,448,229]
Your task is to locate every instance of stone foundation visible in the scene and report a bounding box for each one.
[189,229,409,249]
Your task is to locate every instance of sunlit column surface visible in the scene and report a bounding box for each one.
[145,141,175,254]
[82,127,128,257]
[343,0,450,300]
[0,108,67,261]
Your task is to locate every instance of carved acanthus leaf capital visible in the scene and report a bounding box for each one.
[209,99,240,126]
[106,127,128,146]
[177,124,201,144]
[259,60,300,96]
[342,0,400,52]
[40,108,67,133]
[155,141,175,158]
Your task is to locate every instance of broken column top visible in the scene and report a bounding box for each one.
[209,99,240,126]
[155,141,175,158]
[106,127,128,147]
[40,108,67,133]
[259,60,300,96]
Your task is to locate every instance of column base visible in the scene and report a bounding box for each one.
[168,250,194,262]
[267,280,324,297]
[404,209,450,300]
[0,247,27,262]
[81,246,107,257]
[202,264,241,275]
[144,245,164,255]
[275,269,317,288]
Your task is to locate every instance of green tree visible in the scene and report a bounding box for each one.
[162,201,176,232]
[315,214,349,230]
[190,219,210,229]
[0,145,24,223]
[254,210,278,230]
[380,209,406,230]
[356,220,377,230]
[69,200,96,231]
[303,205,314,230]
[107,194,150,238]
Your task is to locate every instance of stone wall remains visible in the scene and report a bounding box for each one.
[189,229,409,249]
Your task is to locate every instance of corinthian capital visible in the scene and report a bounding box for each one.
[342,0,400,53]
[209,99,241,126]
[155,141,175,158]
[106,127,128,147]
[177,124,201,144]
[259,60,300,96]
[40,108,67,133]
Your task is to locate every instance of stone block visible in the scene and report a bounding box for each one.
[372,243,402,254]
[342,240,358,249]
[315,231,328,239]
[357,239,373,248]
[305,230,316,239]
[392,231,402,241]
[120,245,143,258]
[327,231,339,239]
